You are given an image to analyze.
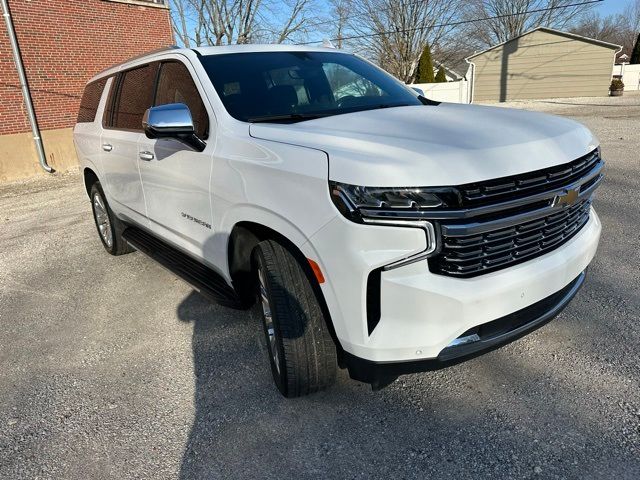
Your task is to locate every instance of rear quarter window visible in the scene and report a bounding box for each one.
[77,78,108,123]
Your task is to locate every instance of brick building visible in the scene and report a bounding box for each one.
[0,0,174,181]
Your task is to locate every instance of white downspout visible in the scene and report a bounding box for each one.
[465,59,476,104]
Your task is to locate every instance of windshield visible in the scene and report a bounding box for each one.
[198,51,423,122]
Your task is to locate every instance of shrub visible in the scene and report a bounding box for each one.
[631,33,640,65]
[415,44,435,83]
[435,66,447,83]
[610,78,624,91]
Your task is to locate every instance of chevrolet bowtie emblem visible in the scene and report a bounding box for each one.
[553,187,579,208]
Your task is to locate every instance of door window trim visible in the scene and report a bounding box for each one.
[154,60,211,140]
[102,59,211,139]
[102,62,160,133]
[102,74,120,130]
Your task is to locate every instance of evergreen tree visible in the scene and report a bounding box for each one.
[631,33,640,65]
[435,66,447,83]
[415,44,435,83]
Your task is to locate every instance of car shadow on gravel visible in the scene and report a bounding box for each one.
[173,288,639,479]
[174,290,480,479]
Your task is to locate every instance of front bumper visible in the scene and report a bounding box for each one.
[342,270,585,388]
[307,207,601,365]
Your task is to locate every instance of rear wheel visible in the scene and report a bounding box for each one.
[90,182,134,256]
[254,239,337,397]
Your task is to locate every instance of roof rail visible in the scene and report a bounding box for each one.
[124,45,181,64]
[92,45,181,79]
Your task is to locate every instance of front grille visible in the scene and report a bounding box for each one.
[426,149,603,278]
[349,148,603,278]
[429,200,592,277]
[456,149,600,208]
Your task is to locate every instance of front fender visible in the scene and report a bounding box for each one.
[209,135,336,280]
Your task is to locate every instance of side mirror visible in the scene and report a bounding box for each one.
[411,87,425,97]
[142,103,205,151]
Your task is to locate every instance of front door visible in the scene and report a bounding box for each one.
[137,59,215,259]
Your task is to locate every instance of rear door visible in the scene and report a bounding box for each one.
[101,63,158,227]
[137,59,215,259]
[74,77,110,177]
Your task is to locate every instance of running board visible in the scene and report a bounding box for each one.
[122,227,243,309]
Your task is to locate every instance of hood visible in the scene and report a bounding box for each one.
[249,103,598,186]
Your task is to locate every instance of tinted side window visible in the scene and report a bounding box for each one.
[77,78,108,123]
[112,64,158,131]
[155,62,209,139]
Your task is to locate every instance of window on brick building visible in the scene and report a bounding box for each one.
[155,61,209,139]
[112,63,158,131]
[77,78,108,123]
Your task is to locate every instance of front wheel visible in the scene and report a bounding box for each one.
[90,182,134,256]
[254,240,337,397]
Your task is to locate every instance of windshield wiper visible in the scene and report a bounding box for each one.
[373,103,411,109]
[418,95,441,106]
[351,100,439,112]
[247,113,333,123]
[346,103,412,114]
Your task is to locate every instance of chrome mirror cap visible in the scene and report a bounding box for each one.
[142,103,195,138]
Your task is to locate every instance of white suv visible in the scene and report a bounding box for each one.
[74,45,602,397]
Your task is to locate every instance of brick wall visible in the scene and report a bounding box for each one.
[0,0,174,136]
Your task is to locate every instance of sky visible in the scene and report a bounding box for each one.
[176,0,635,47]
[595,0,630,15]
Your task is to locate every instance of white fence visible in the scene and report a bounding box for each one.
[411,80,470,103]
[612,64,640,91]
[410,64,638,103]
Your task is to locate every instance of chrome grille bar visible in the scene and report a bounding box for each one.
[360,158,603,223]
[431,201,591,276]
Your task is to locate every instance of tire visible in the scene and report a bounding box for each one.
[254,239,337,397]
[90,182,134,256]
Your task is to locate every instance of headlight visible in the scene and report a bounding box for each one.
[330,181,456,222]
[336,184,444,209]
[329,181,448,268]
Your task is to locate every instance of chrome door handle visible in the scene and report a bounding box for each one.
[139,151,154,161]
[102,144,113,152]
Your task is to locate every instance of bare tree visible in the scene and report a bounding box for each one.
[258,0,313,43]
[169,0,193,47]
[618,0,640,56]
[571,11,619,44]
[169,0,315,46]
[168,0,218,46]
[329,0,353,48]
[464,0,597,49]
[198,0,262,44]
[345,0,463,83]
[571,0,640,57]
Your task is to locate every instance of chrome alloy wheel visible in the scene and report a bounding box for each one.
[93,192,113,248]
[258,267,280,375]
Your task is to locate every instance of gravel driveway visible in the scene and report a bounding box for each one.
[1,95,639,479]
